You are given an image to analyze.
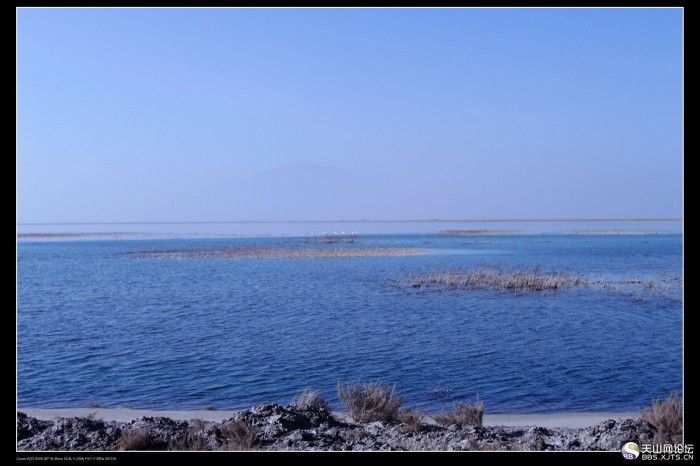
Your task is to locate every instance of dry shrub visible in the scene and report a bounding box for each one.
[292,387,330,410]
[640,392,683,444]
[119,427,151,450]
[168,434,212,451]
[167,419,211,451]
[398,408,425,433]
[337,381,405,423]
[219,420,258,450]
[434,400,484,427]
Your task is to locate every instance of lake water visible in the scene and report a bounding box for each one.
[17,223,683,414]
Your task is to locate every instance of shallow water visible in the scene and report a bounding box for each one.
[17,232,682,413]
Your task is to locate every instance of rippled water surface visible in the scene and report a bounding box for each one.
[17,233,682,413]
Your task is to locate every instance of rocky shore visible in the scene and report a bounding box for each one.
[17,404,655,451]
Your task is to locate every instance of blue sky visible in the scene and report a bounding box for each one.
[17,7,682,222]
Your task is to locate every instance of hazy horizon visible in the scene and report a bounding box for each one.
[17,8,683,223]
[17,217,683,225]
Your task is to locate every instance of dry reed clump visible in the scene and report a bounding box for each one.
[219,420,258,450]
[167,419,214,450]
[409,266,584,292]
[337,381,405,423]
[292,387,330,411]
[168,434,212,451]
[434,400,484,427]
[118,427,151,450]
[398,408,425,433]
[640,392,683,444]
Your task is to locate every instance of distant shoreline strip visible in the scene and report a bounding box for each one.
[18,230,679,239]
[17,218,682,226]
[17,232,147,238]
[122,246,430,260]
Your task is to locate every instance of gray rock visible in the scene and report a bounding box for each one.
[16,407,655,452]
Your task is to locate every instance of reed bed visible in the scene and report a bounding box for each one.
[406,266,681,301]
[125,246,429,260]
[300,235,357,244]
[408,266,583,292]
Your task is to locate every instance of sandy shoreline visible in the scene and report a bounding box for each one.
[18,407,639,429]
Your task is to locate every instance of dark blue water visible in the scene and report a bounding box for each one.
[17,234,682,413]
